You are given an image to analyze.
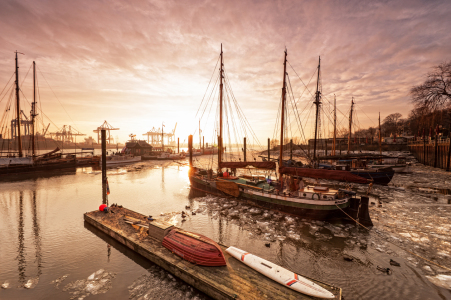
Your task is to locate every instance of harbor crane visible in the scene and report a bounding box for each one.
[142,122,177,147]
[93,120,119,144]
[49,125,86,143]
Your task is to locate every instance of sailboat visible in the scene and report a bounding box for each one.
[189,47,373,226]
[314,97,395,185]
[0,52,76,175]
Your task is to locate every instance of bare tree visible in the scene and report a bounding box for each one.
[411,61,451,111]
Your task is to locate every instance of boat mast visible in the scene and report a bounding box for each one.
[279,49,287,178]
[378,112,382,155]
[347,98,354,154]
[31,61,37,158]
[15,51,23,157]
[313,56,321,162]
[332,94,336,156]
[218,44,224,168]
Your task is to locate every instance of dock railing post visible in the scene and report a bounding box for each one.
[101,129,107,205]
[188,135,193,168]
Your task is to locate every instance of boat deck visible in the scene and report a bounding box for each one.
[84,207,342,300]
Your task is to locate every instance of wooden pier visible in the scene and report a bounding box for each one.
[409,140,451,170]
[84,207,342,300]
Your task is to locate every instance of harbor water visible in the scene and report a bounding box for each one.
[1,154,451,299]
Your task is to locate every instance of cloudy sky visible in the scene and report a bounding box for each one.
[0,0,450,146]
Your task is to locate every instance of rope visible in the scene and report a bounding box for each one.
[335,204,451,272]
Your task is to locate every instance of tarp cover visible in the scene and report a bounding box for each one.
[220,161,276,169]
[279,167,369,184]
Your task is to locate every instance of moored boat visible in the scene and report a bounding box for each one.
[102,154,141,165]
[162,228,226,266]
[226,246,335,299]
[189,47,373,226]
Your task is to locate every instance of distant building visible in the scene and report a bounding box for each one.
[125,140,153,155]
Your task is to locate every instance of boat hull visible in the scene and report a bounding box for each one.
[226,246,335,299]
[0,159,77,175]
[162,228,226,266]
[105,156,141,165]
[190,176,372,226]
[350,169,394,185]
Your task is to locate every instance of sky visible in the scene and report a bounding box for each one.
[0,0,450,147]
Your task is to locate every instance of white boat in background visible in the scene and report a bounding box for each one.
[225,246,335,299]
[368,157,410,173]
[157,152,186,160]
[103,154,141,165]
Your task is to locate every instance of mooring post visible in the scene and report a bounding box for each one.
[434,125,439,168]
[447,118,451,171]
[423,128,426,164]
[188,135,193,167]
[177,137,179,154]
[325,139,328,157]
[101,129,107,205]
[267,138,270,161]
[290,139,293,160]
[244,137,247,162]
[203,136,205,154]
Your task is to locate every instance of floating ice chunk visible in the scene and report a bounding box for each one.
[50,274,69,289]
[24,277,39,289]
[399,233,412,238]
[287,233,301,240]
[1,281,10,289]
[426,274,451,290]
[285,216,295,224]
[87,269,105,281]
[248,208,262,214]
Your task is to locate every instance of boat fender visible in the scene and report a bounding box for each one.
[312,193,320,200]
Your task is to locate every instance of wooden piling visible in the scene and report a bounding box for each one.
[101,129,107,205]
[267,138,270,161]
[244,137,247,162]
[188,135,193,167]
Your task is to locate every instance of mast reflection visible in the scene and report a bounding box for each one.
[16,191,26,285]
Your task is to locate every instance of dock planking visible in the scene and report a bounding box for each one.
[84,207,342,300]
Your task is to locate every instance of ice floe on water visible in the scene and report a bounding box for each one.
[63,269,115,299]
[426,274,451,290]
[1,281,10,289]
[23,277,39,289]
[128,266,208,300]
[51,274,69,289]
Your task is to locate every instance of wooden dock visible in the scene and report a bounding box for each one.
[84,207,342,300]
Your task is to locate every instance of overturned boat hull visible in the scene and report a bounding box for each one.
[162,228,226,267]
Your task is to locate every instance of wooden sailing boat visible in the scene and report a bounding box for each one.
[189,47,373,226]
[0,52,76,175]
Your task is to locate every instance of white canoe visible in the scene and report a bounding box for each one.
[226,246,335,299]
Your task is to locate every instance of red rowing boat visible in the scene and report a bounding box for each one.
[162,228,226,266]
